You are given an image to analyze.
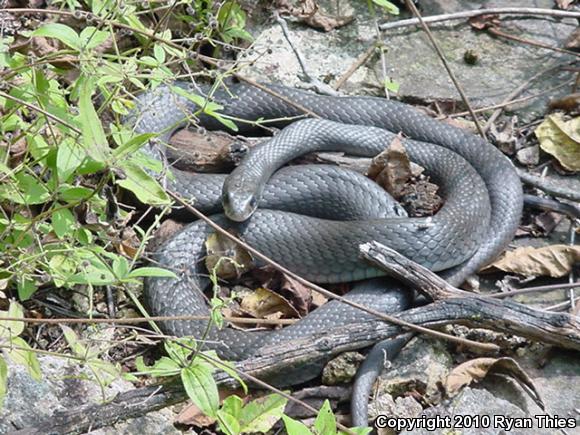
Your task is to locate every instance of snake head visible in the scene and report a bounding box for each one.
[222,176,259,222]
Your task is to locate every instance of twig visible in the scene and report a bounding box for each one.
[0,90,81,134]
[489,281,580,299]
[197,350,355,435]
[0,8,323,120]
[518,170,580,202]
[402,0,486,139]
[488,26,580,59]
[0,314,297,326]
[13,288,580,433]
[523,194,580,219]
[444,78,574,119]
[482,63,572,133]
[379,8,580,31]
[359,241,579,349]
[274,11,340,96]
[334,44,376,90]
[166,189,498,353]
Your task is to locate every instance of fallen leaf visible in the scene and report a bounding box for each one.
[115,227,142,259]
[176,389,247,427]
[468,14,501,31]
[515,145,539,166]
[240,287,299,320]
[564,28,580,50]
[311,289,328,308]
[445,357,544,409]
[533,212,564,235]
[556,0,575,10]
[251,267,318,315]
[484,244,580,278]
[535,114,580,171]
[548,93,580,113]
[489,115,519,155]
[205,232,254,280]
[276,0,354,32]
[367,136,412,199]
[279,274,313,316]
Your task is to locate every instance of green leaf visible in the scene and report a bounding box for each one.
[314,400,336,435]
[282,415,313,435]
[112,255,129,279]
[112,133,156,159]
[49,254,77,287]
[181,364,219,418]
[126,267,177,279]
[58,186,93,202]
[340,427,373,435]
[2,173,51,205]
[17,278,36,301]
[57,138,86,181]
[153,44,166,64]
[165,337,197,363]
[4,337,42,381]
[78,27,110,50]
[220,395,243,420]
[78,77,109,163]
[67,250,115,285]
[206,356,247,393]
[371,0,400,14]
[135,356,181,377]
[32,23,80,50]
[87,359,122,387]
[238,393,287,433]
[116,160,170,205]
[0,301,25,339]
[61,325,88,357]
[52,208,75,238]
[170,86,238,132]
[383,77,400,93]
[0,357,7,409]
[216,410,241,435]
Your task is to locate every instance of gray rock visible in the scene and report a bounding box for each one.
[400,387,535,435]
[374,337,452,402]
[370,346,579,435]
[0,355,180,435]
[322,351,366,385]
[241,0,576,123]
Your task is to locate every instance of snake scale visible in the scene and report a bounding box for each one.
[130,80,523,389]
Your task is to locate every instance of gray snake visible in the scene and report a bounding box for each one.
[130,81,523,413]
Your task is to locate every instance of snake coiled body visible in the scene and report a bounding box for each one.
[132,82,522,376]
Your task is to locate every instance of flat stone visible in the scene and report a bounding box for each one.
[241,0,576,122]
[0,355,180,435]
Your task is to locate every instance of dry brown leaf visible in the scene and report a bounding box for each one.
[468,14,501,30]
[277,0,354,32]
[303,10,354,32]
[556,0,575,10]
[564,28,580,50]
[484,244,580,278]
[280,274,313,316]
[175,402,216,427]
[176,390,247,427]
[205,232,254,280]
[549,93,580,113]
[311,290,328,308]
[115,227,142,259]
[535,114,580,171]
[367,136,412,199]
[445,357,544,409]
[240,287,299,320]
